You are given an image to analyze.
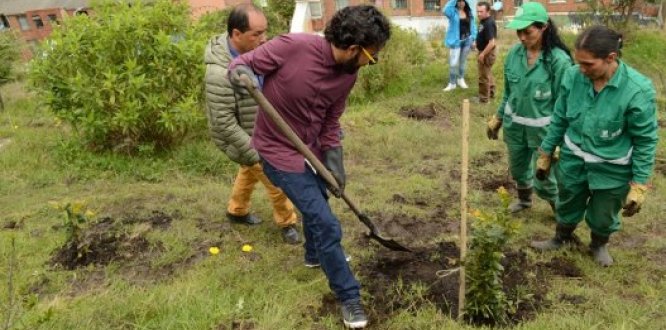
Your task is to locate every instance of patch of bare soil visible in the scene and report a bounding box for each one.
[398,103,442,120]
[2,220,22,230]
[472,150,504,167]
[50,216,152,270]
[472,170,515,192]
[538,256,583,278]
[315,244,562,328]
[45,209,218,294]
[362,213,452,248]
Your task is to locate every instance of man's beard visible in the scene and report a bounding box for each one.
[337,53,360,74]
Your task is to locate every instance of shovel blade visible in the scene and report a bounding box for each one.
[368,232,412,252]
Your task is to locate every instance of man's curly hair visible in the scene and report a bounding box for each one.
[324,5,391,50]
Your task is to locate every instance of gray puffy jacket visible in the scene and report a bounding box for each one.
[204,33,259,165]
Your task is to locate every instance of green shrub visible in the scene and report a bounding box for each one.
[194,3,290,42]
[29,0,205,153]
[350,26,429,103]
[465,187,521,324]
[0,31,20,110]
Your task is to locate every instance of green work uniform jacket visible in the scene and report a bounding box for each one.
[497,44,573,147]
[540,62,659,189]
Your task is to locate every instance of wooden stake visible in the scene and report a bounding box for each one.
[458,99,470,320]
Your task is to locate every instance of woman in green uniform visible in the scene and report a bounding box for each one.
[486,2,573,213]
[531,25,659,266]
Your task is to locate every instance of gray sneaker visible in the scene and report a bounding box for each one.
[304,255,351,268]
[281,225,301,245]
[341,299,368,328]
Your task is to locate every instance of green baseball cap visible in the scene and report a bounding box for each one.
[506,2,549,30]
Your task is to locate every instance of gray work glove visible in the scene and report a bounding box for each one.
[324,147,345,198]
[229,65,259,95]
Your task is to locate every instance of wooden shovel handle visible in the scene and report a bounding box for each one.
[240,75,348,199]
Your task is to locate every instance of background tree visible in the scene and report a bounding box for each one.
[29,0,205,153]
[0,31,20,111]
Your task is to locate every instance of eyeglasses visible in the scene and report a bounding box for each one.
[360,46,378,65]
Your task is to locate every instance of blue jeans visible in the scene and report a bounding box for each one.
[262,159,361,303]
[449,38,472,84]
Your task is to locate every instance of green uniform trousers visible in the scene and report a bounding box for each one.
[507,143,558,204]
[555,162,630,237]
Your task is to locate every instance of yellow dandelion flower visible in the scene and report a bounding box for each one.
[472,209,482,218]
[209,247,220,255]
[242,244,253,252]
[84,210,96,218]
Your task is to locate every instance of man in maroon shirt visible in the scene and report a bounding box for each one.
[229,5,390,329]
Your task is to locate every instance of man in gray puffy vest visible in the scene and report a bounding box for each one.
[204,4,300,244]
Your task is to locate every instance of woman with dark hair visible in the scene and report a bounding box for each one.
[486,2,573,214]
[531,25,658,267]
[442,0,476,91]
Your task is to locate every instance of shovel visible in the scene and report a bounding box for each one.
[240,76,411,252]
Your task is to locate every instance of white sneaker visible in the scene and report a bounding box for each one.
[442,83,456,92]
[457,78,468,89]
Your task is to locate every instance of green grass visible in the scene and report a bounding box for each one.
[1,29,666,330]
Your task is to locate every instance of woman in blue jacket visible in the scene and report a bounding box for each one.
[443,0,477,91]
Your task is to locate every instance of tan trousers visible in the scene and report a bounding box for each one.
[478,50,496,102]
[227,163,298,227]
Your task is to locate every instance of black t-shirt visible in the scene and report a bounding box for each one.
[476,17,497,51]
[459,17,471,39]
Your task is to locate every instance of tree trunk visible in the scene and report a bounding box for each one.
[0,91,4,112]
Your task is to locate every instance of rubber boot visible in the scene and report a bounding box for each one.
[531,223,577,251]
[508,187,533,213]
[590,232,613,267]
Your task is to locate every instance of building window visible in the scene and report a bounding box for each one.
[424,0,439,11]
[309,1,322,18]
[393,0,408,9]
[17,15,30,31]
[335,0,349,10]
[514,0,523,7]
[48,14,59,25]
[0,15,9,30]
[32,15,44,29]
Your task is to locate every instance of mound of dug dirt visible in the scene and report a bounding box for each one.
[317,243,580,328]
[50,210,175,270]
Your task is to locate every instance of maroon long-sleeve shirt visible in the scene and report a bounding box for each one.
[229,33,357,172]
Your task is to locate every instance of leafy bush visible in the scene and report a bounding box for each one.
[29,0,205,153]
[0,31,20,110]
[350,26,429,103]
[465,187,521,324]
[194,3,290,41]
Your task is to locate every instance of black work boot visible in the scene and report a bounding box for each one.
[509,187,533,213]
[531,223,578,251]
[226,212,262,225]
[590,232,613,267]
[281,225,301,245]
